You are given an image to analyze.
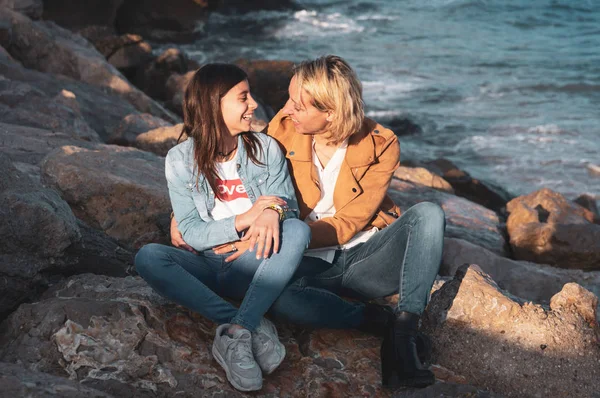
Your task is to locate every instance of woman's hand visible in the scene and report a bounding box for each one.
[170,217,198,254]
[213,240,252,262]
[235,195,287,232]
[242,208,281,259]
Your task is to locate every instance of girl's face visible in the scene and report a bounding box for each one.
[221,79,258,136]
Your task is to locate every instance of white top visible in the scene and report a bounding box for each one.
[304,139,378,263]
[210,155,253,221]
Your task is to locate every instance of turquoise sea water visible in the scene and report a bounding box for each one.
[179,0,600,200]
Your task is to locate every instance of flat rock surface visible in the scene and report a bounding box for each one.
[388,179,507,255]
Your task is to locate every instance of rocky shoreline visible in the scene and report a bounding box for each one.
[0,1,599,396]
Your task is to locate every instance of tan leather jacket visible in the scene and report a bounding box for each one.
[267,111,401,249]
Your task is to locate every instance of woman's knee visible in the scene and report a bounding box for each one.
[135,243,169,277]
[410,201,446,227]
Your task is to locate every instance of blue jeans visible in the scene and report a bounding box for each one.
[269,202,445,328]
[135,218,311,331]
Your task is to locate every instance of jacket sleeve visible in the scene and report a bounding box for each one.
[261,135,300,220]
[166,152,240,252]
[307,135,400,249]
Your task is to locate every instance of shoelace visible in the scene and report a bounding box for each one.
[232,336,254,364]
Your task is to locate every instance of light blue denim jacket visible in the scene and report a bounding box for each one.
[165,133,299,252]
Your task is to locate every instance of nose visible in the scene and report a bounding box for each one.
[282,98,293,115]
[248,93,258,110]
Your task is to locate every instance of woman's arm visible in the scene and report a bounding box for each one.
[307,134,400,249]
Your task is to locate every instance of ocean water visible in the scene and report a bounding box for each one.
[180,0,600,201]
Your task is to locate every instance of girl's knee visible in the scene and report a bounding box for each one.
[282,218,311,246]
[135,243,167,276]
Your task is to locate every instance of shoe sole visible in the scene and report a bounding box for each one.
[382,373,435,389]
[261,341,286,375]
[212,342,262,392]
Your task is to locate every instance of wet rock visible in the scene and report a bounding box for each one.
[0,79,100,142]
[384,117,423,136]
[0,8,177,123]
[134,123,185,157]
[0,362,113,397]
[42,0,124,29]
[0,54,153,141]
[109,113,171,146]
[41,145,171,249]
[134,48,193,101]
[442,237,600,305]
[388,179,507,255]
[393,167,454,193]
[422,264,600,397]
[417,158,514,214]
[115,0,212,42]
[506,188,600,270]
[235,59,294,113]
[0,0,42,19]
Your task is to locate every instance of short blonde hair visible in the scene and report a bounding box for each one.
[294,55,364,145]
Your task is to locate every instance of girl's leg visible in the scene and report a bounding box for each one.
[135,243,238,324]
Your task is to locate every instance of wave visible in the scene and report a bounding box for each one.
[273,9,365,38]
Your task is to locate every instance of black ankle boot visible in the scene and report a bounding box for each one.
[381,311,435,389]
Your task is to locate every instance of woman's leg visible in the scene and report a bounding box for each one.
[135,243,239,324]
[226,218,311,331]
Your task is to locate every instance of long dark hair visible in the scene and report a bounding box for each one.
[181,63,263,197]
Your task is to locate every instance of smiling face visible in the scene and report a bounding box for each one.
[220,79,258,136]
[282,76,331,137]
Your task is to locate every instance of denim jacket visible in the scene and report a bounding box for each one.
[165,132,299,252]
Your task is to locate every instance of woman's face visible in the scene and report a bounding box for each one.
[221,79,258,136]
[282,76,330,137]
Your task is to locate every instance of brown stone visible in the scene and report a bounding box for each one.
[109,113,171,146]
[506,188,600,270]
[0,8,178,123]
[422,264,600,397]
[164,70,193,115]
[442,237,600,306]
[134,123,185,157]
[40,145,171,249]
[388,179,507,255]
[235,59,294,113]
[393,167,454,193]
[92,33,153,70]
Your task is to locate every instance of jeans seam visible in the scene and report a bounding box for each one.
[397,222,415,310]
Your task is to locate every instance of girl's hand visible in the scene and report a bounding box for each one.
[241,208,280,259]
[213,240,252,262]
[235,195,287,232]
[170,217,198,254]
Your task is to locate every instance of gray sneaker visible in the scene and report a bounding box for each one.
[212,324,262,391]
[252,317,286,375]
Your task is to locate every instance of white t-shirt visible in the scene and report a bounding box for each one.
[210,156,253,221]
[304,139,378,263]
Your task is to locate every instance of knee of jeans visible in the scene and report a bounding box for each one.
[283,218,311,247]
[134,243,165,277]
[413,201,445,227]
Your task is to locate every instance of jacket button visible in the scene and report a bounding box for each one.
[374,129,380,134]
[289,151,295,156]
[236,164,241,169]
[352,188,357,192]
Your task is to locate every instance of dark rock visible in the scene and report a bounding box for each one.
[0,362,114,397]
[115,0,212,42]
[164,70,193,115]
[574,193,600,224]
[506,188,600,270]
[109,113,171,146]
[0,8,177,123]
[235,59,294,113]
[422,264,600,398]
[42,0,124,29]
[134,48,192,101]
[91,33,153,70]
[388,179,508,255]
[384,117,423,136]
[418,158,514,214]
[0,0,42,19]
[40,145,171,249]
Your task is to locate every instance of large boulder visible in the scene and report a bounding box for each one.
[0,8,177,123]
[0,362,113,397]
[0,79,100,142]
[422,264,600,397]
[506,188,600,270]
[388,179,508,255]
[109,113,171,146]
[393,166,454,193]
[0,0,42,19]
[0,40,170,141]
[41,145,171,249]
[0,273,494,397]
[235,59,294,113]
[442,238,600,306]
[0,154,132,320]
[134,123,185,157]
[114,0,212,42]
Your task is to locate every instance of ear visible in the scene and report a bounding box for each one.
[326,111,333,122]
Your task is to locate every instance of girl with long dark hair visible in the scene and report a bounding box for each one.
[135,64,310,392]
